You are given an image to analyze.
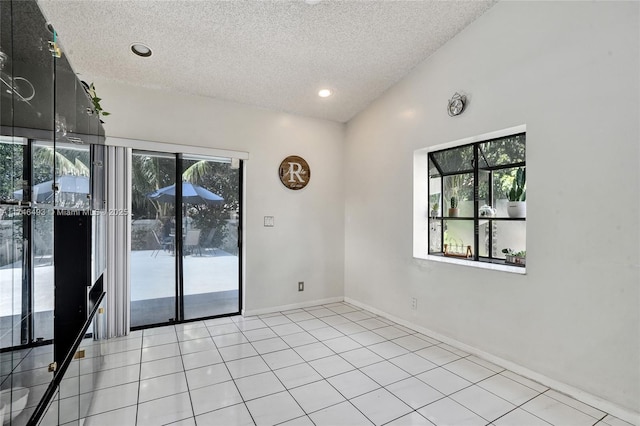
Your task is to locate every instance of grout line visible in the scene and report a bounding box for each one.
[91,302,617,426]
[542,389,611,421]
[116,306,377,421]
[324,308,517,424]
[233,304,382,423]
[240,308,328,421]
[490,393,552,426]
[173,325,197,426]
[209,324,259,426]
[286,305,386,425]
[283,305,378,426]
[46,311,420,421]
[133,327,146,425]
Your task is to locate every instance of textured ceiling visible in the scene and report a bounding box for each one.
[37,0,495,123]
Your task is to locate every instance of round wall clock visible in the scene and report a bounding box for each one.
[279,155,310,190]
[447,92,466,117]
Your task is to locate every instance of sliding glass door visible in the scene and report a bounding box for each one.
[182,156,240,320]
[130,151,241,328]
[130,152,177,327]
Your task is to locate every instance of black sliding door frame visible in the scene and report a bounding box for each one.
[131,151,242,331]
[20,140,33,346]
[175,154,184,323]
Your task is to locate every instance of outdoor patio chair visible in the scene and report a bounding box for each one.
[201,228,217,256]
[151,229,172,257]
[184,229,202,256]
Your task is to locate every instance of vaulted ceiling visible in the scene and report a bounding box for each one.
[38,0,495,123]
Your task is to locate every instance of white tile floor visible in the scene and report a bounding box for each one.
[57,302,632,425]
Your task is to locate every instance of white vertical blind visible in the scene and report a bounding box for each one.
[105,146,131,337]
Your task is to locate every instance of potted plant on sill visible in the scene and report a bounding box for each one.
[502,248,526,266]
[430,201,439,218]
[448,196,458,217]
[507,167,526,218]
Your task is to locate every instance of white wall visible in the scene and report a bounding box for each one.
[344,0,639,416]
[94,78,346,313]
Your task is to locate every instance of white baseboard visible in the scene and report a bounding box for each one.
[242,296,344,317]
[344,297,640,426]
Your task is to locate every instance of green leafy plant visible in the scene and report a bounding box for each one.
[508,167,526,202]
[502,248,526,257]
[429,194,440,213]
[82,81,110,119]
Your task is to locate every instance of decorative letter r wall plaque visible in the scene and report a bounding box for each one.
[279,155,310,190]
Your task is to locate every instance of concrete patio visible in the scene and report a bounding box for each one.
[130,249,239,301]
[130,249,240,326]
[1,249,239,343]
[0,249,238,312]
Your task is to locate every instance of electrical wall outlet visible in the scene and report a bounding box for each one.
[264,216,275,227]
[298,281,304,291]
[411,297,417,310]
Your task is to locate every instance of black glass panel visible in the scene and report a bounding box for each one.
[1,2,106,425]
[55,54,77,139]
[492,166,526,217]
[430,145,474,174]
[443,173,473,218]
[0,0,14,133]
[0,137,25,202]
[6,0,54,133]
[479,134,526,168]
[53,142,90,209]
[477,147,490,169]
[477,170,491,214]
[428,156,440,178]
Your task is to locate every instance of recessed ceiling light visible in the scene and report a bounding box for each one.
[130,43,152,57]
[318,89,332,98]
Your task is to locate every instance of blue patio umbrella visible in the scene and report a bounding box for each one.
[13,175,89,202]
[147,181,224,205]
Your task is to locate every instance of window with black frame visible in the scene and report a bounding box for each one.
[428,133,526,267]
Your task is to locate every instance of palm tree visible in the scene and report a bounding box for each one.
[182,160,211,184]
[34,146,89,177]
[131,155,239,218]
[131,154,172,219]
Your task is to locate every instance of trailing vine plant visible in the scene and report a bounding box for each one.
[81,81,110,121]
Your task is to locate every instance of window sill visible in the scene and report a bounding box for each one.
[419,254,527,274]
